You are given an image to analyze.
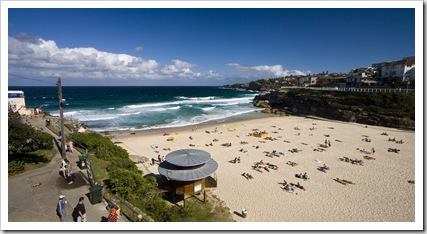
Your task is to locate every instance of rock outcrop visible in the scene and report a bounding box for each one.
[253,89,415,130]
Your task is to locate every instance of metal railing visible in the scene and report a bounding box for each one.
[280,86,415,93]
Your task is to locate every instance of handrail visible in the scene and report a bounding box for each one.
[101,188,155,222]
[280,86,415,93]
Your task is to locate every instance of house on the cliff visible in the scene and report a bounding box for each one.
[345,68,377,87]
[373,56,415,83]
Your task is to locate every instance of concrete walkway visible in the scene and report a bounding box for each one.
[8,116,122,222]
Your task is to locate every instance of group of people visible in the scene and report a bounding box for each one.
[388,148,400,153]
[150,155,165,165]
[60,158,75,184]
[389,137,404,144]
[241,172,254,180]
[288,148,301,153]
[281,180,305,193]
[317,164,330,173]
[264,150,280,158]
[340,156,364,166]
[57,196,87,222]
[295,172,310,180]
[230,157,241,164]
[57,195,122,222]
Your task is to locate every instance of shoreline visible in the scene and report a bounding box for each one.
[100,110,272,138]
[109,113,415,222]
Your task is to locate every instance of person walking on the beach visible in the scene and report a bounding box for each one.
[108,208,118,222]
[57,195,67,222]
[75,197,87,222]
[158,155,162,163]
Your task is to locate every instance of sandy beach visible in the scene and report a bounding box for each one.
[108,114,415,222]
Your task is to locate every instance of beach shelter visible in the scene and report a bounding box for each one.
[158,149,218,203]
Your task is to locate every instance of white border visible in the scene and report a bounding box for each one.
[1,1,423,231]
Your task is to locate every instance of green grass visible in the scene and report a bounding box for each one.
[89,155,110,183]
[180,197,234,222]
[46,125,60,136]
[64,123,73,131]
[9,148,57,176]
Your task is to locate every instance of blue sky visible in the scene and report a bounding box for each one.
[7,7,415,86]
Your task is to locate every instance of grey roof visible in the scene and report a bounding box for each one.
[165,149,212,167]
[158,155,218,182]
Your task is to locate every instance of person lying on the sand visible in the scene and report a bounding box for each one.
[388,148,400,153]
[334,178,347,185]
[342,179,355,185]
[286,161,298,167]
[189,144,195,147]
[267,163,278,170]
[296,182,306,191]
[363,155,376,160]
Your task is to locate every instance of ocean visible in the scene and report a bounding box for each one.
[10,86,261,132]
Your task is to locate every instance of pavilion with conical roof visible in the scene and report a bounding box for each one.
[158,149,218,203]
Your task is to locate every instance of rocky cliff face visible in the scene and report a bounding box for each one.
[253,90,415,130]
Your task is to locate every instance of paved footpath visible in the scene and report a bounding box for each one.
[8,116,123,222]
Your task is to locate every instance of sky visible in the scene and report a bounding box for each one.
[7,6,416,86]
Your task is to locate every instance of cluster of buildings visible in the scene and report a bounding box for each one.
[257,56,415,90]
[304,56,415,88]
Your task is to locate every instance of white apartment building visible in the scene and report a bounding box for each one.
[380,56,415,82]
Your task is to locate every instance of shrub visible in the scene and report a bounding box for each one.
[8,160,25,175]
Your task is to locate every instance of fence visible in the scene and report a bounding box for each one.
[281,86,415,93]
[84,154,154,222]
[101,188,155,222]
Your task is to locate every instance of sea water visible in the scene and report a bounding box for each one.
[11,86,261,132]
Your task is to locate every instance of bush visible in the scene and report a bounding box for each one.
[8,160,25,175]
[8,110,54,155]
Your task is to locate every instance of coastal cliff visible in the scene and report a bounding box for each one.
[253,89,415,130]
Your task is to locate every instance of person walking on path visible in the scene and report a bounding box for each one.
[75,197,87,222]
[57,195,67,222]
[107,208,118,222]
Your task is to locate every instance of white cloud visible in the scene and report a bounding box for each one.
[135,46,144,52]
[8,34,311,84]
[8,35,205,81]
[226,63,308,78]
